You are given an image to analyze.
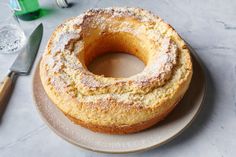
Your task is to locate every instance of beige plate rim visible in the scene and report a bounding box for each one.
[32,45,207,154]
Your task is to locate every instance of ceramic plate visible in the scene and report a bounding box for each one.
[33,45,206,153]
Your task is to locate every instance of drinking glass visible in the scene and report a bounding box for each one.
[0,3,26,54]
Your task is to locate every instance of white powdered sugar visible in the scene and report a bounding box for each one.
[52,32,81,53]
[44,7,178,98]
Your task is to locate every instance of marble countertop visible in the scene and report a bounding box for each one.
[0,0,236,156]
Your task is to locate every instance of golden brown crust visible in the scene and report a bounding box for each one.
[65,97,181,134]
[39,7,193,134]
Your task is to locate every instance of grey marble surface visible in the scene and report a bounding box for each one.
[0,0,236,156]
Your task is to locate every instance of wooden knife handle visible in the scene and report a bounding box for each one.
[0,72,16,119]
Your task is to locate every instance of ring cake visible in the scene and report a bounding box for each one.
[40,7,193,134]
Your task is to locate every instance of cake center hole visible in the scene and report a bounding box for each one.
[88,52,145,78]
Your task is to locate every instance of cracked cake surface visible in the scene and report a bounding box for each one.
[40,7,193,134]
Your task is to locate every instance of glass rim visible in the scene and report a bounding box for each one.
[0,2,15,22]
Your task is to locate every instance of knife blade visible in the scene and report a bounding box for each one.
[0,23,43,120]
[10,23,43,75]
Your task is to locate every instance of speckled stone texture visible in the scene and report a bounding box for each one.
[0,0,236,156]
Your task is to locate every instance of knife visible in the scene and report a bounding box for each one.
[0,23,43,119]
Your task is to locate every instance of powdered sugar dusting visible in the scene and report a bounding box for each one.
[52,32,81,53]
[42,7,178,99]
[134,37,177,87]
